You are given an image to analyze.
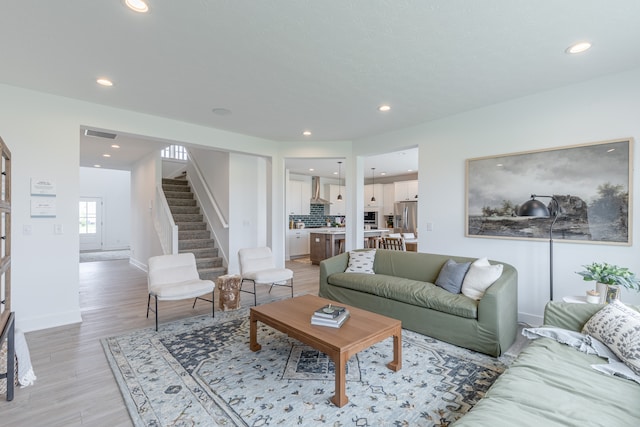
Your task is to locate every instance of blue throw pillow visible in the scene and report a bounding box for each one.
[435,259,471,294]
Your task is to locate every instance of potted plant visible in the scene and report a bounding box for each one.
[576,262,640,303]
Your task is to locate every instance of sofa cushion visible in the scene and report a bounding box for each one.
[582,299,640,376]
[461,257,503,300]
[452,337,640,426]
[435,259,471,293]
[327,272,478,319]
[344,249,376,274]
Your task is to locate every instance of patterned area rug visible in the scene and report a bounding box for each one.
[102,307,507,426]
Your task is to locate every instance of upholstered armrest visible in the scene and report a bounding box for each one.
[319,252,350,290]
[542,301,640,332]
[477,263,518,355]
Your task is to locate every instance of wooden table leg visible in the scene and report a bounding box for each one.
[249,311,261,352]
[331,352,348,407]
[387,327,402,371]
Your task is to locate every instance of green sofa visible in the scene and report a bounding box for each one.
[318,249,518,357]
[454,302,640,426]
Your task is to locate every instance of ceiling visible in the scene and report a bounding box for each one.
[3,1,640,171]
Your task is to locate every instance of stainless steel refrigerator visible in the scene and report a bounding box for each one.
[393,201,417,234]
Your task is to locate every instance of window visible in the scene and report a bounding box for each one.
[161,144,187,161]
[79,200,97,234]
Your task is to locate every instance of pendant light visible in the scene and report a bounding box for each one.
[337,161,343,200]
[370,168,376,202]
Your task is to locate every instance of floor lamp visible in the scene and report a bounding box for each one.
[518,194,560,301]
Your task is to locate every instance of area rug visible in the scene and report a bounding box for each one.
[102,307,507,426]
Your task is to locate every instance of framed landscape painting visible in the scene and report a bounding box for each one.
[465,138,632,245]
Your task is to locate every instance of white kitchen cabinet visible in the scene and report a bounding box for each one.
[364,183,384,208]
[287,180,311,215]
[383,183,395,216]
[394,180,419,202]
[287,229,309,257]
[328,184,346,215]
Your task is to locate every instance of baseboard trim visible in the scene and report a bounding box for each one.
[17,309,82,333]
[518,311,543,327]
[129,257,147,272]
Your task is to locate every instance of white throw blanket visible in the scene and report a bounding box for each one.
[14,330,36,387]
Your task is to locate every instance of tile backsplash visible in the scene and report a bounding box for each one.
[289,204,343,228]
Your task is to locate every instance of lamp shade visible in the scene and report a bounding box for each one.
[518,199,550,217]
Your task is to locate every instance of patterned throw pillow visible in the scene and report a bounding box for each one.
[460,257,503,300]
[344,250,376,274]
[582,299,640,376]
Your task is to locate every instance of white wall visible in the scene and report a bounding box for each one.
[161,158,187,179]
[227,153,269,274]
[355,67,640,324]
[129,151,163,268]
[79,167,131,250]
[189,147,230,219]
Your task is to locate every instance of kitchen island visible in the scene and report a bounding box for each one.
[309,229,389,265]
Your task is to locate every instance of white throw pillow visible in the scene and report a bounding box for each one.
[461,257,503,300]
[582,299,640,376]
[344,250,376,274]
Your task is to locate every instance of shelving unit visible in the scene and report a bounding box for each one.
[0,136,13,401]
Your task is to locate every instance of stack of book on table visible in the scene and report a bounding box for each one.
[311,304,350,328]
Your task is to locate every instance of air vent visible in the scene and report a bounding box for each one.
[84,129,117,139]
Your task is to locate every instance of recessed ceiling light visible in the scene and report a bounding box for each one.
[94,164,102,168]
[111,144,120,149]
[333,171,338,175]
[308,168,314,172]
[380,172,386,176]
[378,105,391,112]
[607,148,615,153]
[125,0,149,13]
[96,78,114,87]
[566,41,592,54]
[302,130,312,136]
[103,154,111,158]
[407,169,413,172]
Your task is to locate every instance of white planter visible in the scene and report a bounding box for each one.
[596,282,607,304]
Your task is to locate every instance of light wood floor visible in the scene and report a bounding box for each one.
[0,257,320,426]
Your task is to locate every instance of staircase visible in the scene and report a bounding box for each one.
[162,177,226,281]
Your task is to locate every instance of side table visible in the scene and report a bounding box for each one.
[217,274,242,311]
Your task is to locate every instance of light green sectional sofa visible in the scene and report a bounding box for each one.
[319,249,518,357]
[454,302,640,426]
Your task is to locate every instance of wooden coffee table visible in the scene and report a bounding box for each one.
[249,294,402,407]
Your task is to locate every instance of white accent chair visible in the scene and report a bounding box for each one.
[146,253,215,331]
[238,247,294,306]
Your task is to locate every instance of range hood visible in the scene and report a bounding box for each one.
[310,176,330,204]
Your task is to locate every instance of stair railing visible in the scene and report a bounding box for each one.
[154,185,179,254]
[186,153,229,229]
[185,150,229,266]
